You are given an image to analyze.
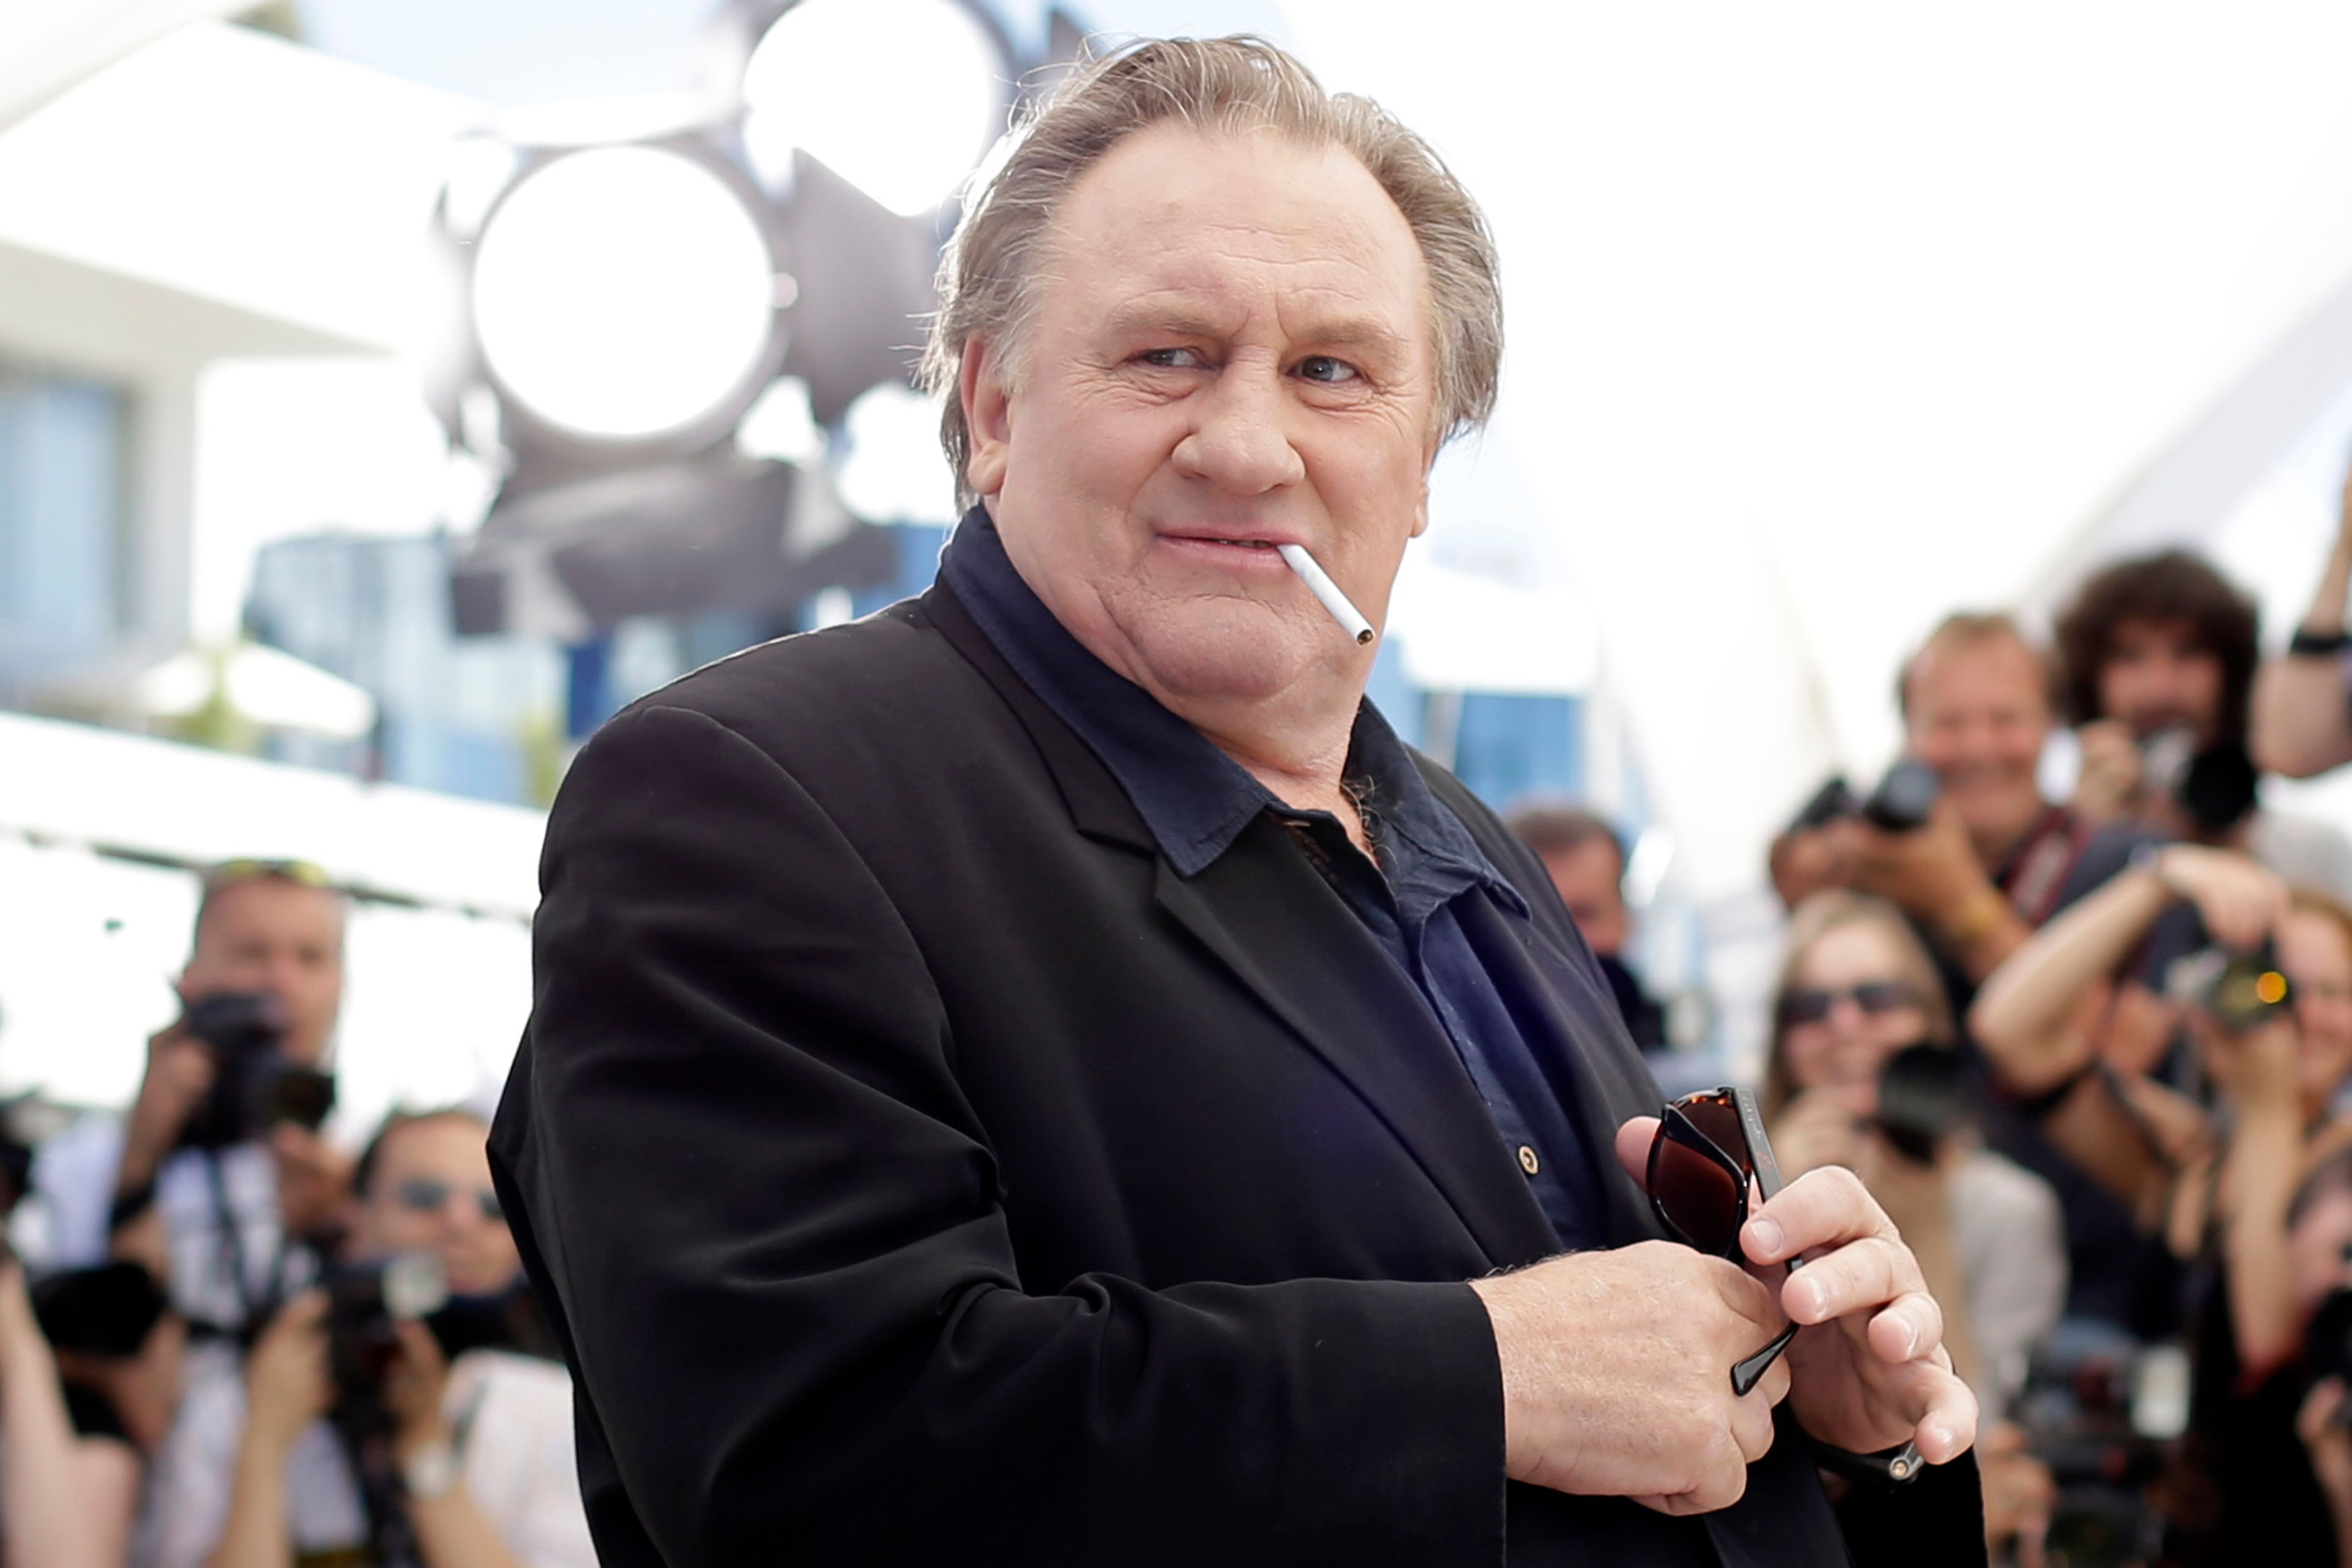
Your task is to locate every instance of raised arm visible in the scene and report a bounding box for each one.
[1969,845,2280,1096]
[2253,464,2352,778]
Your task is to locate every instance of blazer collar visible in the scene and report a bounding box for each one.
[923,574,1559,1265]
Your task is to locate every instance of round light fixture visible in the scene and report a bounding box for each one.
[470,145,782,442]
[741,0,1009,217]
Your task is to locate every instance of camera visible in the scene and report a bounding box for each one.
[1789,758,1943,837]
[2163,940,2293,1034]
[323,1252,449,1414]
[176,993,336,1151]
[2139,726,2259,834]
[1873,1042,1967,1164]
[31,1261,170,1360]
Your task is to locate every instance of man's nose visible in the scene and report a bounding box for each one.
[1172,362,1305,494]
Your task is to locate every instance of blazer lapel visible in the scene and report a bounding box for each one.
[1153,820,1561,1268]
[1450,891,1672,1250]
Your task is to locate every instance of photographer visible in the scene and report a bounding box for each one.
[149,1106,589,1568]
[2253,461,2352,783]
[1764,892,2067,1420]
[1506,803,1667,1050]
[34,860,349,1351]
[1772,613,2165,1016]
[1972,850,2352,1540]
[0,1250,156,1568]
[1763,893,2065,1561]
[2056,549,2352,903]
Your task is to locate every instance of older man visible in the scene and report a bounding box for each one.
[492,38,1977,1566]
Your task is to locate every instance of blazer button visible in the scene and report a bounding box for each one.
[1517,1145,1540,1176]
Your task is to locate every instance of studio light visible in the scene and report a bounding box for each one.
[469,145,785,443]
[739,0,1012,217]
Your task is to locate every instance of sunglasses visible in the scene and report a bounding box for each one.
[1776,982,1917,1028]
[393,1178,503,1224]
[1649,1086,1923,1483]
[1648,1087,1800,1396]
[205,860,334,893]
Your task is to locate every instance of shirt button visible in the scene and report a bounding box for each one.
[1517,1145,1541,1176]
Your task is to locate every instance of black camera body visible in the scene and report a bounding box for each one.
[31,1262,170,1360]
[324,1253,449,1415]
[1874,1042,1967,1164]
[1790,758,1943,837]
[2139,726,2259,834]
[2163,940,2294,1034]
[176,993,336,1151]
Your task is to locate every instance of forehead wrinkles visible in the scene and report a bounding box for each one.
[1029,130,1431,356]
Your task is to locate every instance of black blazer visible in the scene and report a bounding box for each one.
[489,578,1976,1565]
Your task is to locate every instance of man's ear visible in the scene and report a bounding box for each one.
[1409,438,1439,540]
[960,336,1013,499]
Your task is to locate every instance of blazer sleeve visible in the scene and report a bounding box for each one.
[500,703,1509,1566]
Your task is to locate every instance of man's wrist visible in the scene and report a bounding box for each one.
[400,1435,463,1502]
[1934,883,2008,952]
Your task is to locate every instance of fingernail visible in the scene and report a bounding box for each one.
[1746,1216,1784,1259]
[1924,1422,1956,1457]
[1901,1320,1920,1357]
[1792,1274,1824,1320]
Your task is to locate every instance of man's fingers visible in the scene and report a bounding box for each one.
[1743,1165,1894,1265]
[1863,1292,1947,1365]
[1911,1365,1980,1464]
[1780,1237,1927,1329]
[1615,1117,1659,1188]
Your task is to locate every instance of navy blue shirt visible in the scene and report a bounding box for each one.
[940,510,1602,1250]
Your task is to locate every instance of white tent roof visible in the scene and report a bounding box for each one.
[1283,0,2352,897]
[0,19,477,351]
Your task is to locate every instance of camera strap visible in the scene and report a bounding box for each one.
[2002,807,2098,928]
[203,1151,293,1336]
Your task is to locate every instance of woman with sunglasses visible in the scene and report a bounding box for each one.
[1766,893,2069,1422]
[1971,845,2352,1558]
[153,1107,594,1568]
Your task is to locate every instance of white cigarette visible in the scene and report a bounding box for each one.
[1276,544,1375,646]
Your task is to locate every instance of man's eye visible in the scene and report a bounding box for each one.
[1139,347,1204,369]
[1297,356,1360,385]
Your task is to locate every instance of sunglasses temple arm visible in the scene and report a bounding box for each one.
[1730,1321,1798,1398]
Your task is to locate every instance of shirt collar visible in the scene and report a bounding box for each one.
[940,506,1524,913]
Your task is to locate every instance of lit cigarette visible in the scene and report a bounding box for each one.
[1276,544,1375,646]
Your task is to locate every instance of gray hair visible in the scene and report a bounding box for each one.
[918,35,1503,511]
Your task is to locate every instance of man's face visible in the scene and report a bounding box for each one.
[2097,617,2225,742]
[1539,839,1630,957]
[1904,636,2052,854]
[963,124,1439,713]
[357,1115,522,1298]
[181,879,344,1065]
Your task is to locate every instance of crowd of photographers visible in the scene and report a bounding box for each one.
[1527,473,2352,1566]
[0,859,592,1567]
[19,494,2352,1567]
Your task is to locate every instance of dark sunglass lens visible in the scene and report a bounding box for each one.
[1653,1135,1743,1256]
[397,1179,451,1213]
[1853,982,1914,1015]
[1778,990,1834,1025]
[1678,1096,1747,1167]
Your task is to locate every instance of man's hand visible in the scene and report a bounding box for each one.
[1618,1116,1977,1464]
[245,1291,333,1454]
[270,1125,356,1244]
[386,1319,455,1462]
[119,1019,214,1195]
[2148,843,2286,951]
[1767,1088,1870,1183]
[2071,720,2145,827]
[1832,799,1991,925]
[1469,1240,1793,1514]
[1769,828,1851,911]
